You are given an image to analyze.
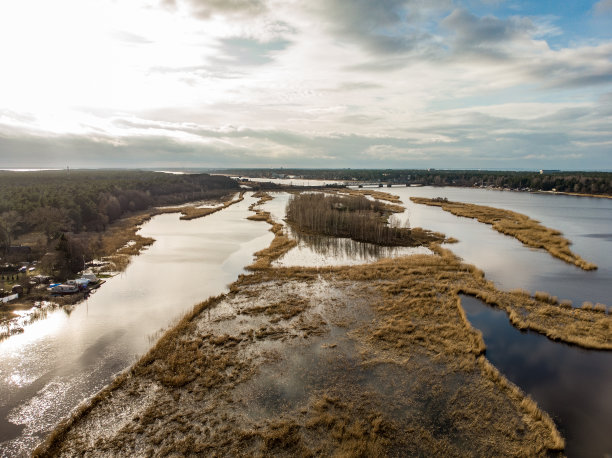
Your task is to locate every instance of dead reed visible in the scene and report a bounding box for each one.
[246,192,297,269]
[340,188,402,203]
[35,250,573,456]
[411,197,598,271]
[287,193,443,247]
[158,191,245,220]
[94,211,157,272]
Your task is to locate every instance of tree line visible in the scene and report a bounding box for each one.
[219,168,612,195]
[0,170,238,264]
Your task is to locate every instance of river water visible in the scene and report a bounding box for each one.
[0,194,273,456]
[265,185,612,456]
[389,186,612,307]
[389,186,611,457]
[462,295,612,458]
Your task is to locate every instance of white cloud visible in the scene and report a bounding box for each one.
[0,0,611,169]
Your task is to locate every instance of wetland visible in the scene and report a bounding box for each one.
[1,186,611,456]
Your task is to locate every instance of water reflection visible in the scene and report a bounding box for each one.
[386,186,612,306]
[0,193,273,457]
[258,192,431,268]
[275,227,431,268]
[461,295,612,457]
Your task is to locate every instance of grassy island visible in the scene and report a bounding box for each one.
[286,193,445,247]
[410,197,597,271]
[158,191,245,220]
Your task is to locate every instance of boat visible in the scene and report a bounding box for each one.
[48,284,79,294]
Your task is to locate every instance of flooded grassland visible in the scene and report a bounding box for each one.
[34,192,612,457]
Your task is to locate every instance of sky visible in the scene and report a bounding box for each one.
[0,0,611,170]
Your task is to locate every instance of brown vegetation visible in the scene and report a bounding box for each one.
[340,188,402,203]
[33,192,611,456]
[336,188,405,213]
[411,197,598,270]
[246,192,297,269]
[35,243,580,456]
[158,192,244,220]
[287,193,444,247]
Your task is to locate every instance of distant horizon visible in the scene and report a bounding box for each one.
[2,167,612,173]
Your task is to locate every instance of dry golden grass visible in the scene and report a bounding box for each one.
[340,188,402,203]
[246,192,297,270]
[95,211,157,272]
[411,197,598,270]
[336,189,405,213]
[158,192,245,220]
[35,246,576,456]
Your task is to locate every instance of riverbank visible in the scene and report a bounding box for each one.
[0,193,240,332]
[157,191,245,220]
[0,192,278,457]
[411,197,598,271]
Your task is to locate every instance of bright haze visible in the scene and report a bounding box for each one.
[1,0,611,170]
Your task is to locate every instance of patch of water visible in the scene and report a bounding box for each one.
[461,295,612,457]
[274,231,432,267]
[386,186,612,306]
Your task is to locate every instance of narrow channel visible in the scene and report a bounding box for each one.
[461,295,612,457]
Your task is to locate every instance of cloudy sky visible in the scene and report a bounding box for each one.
[1,0,611,170]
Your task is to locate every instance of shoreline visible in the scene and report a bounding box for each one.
[0,193,242,336]
[411,197,598,271]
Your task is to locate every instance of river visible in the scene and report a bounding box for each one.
[0,193,273,456]
[462,295,612,457]
[389,186,612,307]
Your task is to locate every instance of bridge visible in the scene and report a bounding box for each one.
[353,182,413,188]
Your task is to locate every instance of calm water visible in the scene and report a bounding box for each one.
[462,295,612,458]
[0,194,273,456]
[388,186,612,306]
[260,192,431,267]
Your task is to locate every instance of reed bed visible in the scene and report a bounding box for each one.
[246,192,297,269]
[411,197,598,270]
[287,193,443,247]
[94,212,156,272]
[340,188,402,203]
[159,192,245,220]
[35,244,579,456]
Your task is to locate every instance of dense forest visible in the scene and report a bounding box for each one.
[0,170,238,270]
[221,169,612,195]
